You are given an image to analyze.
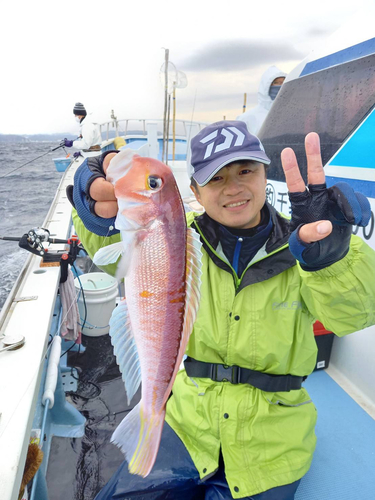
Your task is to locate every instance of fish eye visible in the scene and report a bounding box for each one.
[147,175,163,190]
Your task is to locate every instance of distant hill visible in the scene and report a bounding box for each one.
[0,134,29,143]
[0,133,76,143]
[0,129,157,144]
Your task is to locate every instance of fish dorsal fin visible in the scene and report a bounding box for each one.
[109,298,142,405]
[161,228,203,406]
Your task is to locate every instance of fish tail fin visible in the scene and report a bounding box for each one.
[111,402,165,477]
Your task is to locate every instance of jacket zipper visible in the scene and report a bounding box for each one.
[193,221,289,288]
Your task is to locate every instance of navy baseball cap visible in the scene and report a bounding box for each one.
[190,120,270,186]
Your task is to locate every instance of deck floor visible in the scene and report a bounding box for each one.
[296,370,375,500]
[47,335,133,500]
[46,337,375,500]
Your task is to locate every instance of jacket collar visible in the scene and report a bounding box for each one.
[265,203,291,252]
[192,203,295,288]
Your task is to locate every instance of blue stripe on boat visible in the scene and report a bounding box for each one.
[300,38,375,77]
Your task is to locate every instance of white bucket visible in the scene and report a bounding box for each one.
[74,272,118,337]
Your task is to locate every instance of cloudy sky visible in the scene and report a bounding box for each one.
[0,0,370,135]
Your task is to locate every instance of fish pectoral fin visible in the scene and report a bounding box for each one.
[109,298,142,405]
[115,255,132,281]
[114,233,138,280]
[93,242,124,266]
[162,228,203,406]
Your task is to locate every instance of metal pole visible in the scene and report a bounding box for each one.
[166,94,171,165]
[162,49,169,163]
[173,82,176,162]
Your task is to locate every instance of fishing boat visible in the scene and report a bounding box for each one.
[1,10,375,500]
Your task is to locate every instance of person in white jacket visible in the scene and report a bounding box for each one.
[236,66,286,135]
[63,102,102,152]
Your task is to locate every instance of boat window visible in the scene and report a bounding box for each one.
[259,54,375,182]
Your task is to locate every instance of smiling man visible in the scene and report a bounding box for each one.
[71,120,375,500]
[191,159,267,230]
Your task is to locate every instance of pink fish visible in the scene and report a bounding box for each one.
[94,150,202,477]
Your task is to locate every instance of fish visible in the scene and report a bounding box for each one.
[93,149,202,477]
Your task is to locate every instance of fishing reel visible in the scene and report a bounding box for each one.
[21,227,51,256]
[18,227,52,257]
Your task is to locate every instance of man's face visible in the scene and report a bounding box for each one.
[191,161,267,229]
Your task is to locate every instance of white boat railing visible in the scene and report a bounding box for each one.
[99,118,207,141]
[99,119,206,172]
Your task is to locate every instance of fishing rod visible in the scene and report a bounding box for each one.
[0,227,80,249]
[0,138,79,180]
[0,232,68,245]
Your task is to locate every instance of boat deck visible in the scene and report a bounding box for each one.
[46,336,375,500]
[296,370,375,500]
[47,334,129,500]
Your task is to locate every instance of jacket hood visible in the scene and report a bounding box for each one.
[80,111,98,125]
[257,65,287,110]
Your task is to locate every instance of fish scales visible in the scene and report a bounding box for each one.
[127,222,187,413]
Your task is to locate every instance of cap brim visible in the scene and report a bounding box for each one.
[193,151,270,186]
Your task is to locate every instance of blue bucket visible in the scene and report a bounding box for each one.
[53,157,72,172]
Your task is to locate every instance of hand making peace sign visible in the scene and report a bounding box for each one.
[281,133,332,244]
[280,132,371,271]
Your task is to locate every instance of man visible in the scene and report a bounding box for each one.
[70,120,375,499]
[62,102,102,153]
[237,66,286,135]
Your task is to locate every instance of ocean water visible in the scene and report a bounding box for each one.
[0,142,64,311]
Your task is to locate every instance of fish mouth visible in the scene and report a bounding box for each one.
[106,150,137,184]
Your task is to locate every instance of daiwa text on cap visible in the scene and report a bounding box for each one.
[190,120,270,186]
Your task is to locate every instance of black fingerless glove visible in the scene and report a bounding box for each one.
[288,182,371,271]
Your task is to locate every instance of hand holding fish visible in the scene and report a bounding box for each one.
[94,150,202,477]
[281,132,370,270]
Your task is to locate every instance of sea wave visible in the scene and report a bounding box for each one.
[0,143,64,311]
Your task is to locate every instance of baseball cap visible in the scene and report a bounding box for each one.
[190,120,270,186]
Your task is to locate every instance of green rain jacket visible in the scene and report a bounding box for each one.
[73,205,375,498]
[165,208,375,498]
